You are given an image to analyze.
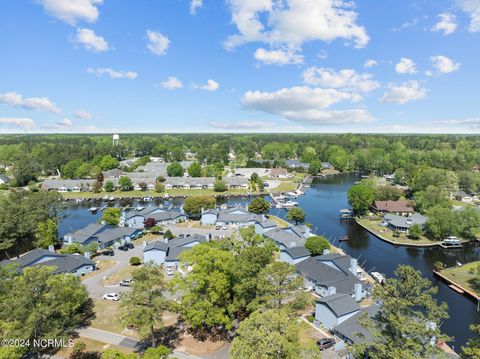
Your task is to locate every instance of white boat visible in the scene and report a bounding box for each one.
[142,196,153,202]
[135,206,145,212]
[440,236,463,248]
[371,271,385,284]
[286,192,298,197]
[283,200,298,208]
[88,207,98,213]
[163,193,170,199]
[103,195,109,200]
[108,196,114,201]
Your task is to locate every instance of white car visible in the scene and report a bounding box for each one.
[166,267,175,276]
[103,293,120,301]
[222,225,228,230]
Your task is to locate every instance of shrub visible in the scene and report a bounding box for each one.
[130,257,142,266]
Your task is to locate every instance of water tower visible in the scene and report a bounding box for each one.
[112,134,120,146]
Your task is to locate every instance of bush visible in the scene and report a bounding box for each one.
[104,181,115,192]
[214,179,227,192]
[155,182,165,193]
[60,243,84,254]
[164,230,175,240]
[130,257,142,266]
[150,225,163,234]
[305,236,330,256]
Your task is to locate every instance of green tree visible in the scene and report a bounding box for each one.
[308,160,322,175]
[348,184,374,215]
[156,176,165,183]
[120,264,168,346]
[101,208,121,225]
[252,261,306,311]
[104,180,115,192]
[60,243,84,254]
[214,179,227,192]
[0,265,93,356]
[374,185,402,201]
[415,186,450,212]
[174,245,235,334]
[101,350,139,359]
[118,176,133,191]
[248,197,270,214]
[408,223,423,239]
[61,160,84,179]
[183,196,216,218]
[167,162,184,177]
[286,207,305,225]
[13,158,38,186]
[34,219,58,249]
[425,206,460,240]
[463,324,480,358]
[143,345,172,359]
[163,229,175,240]
[187,162,202,177]
[352,265,450,359]
[155,182,165,193]
[305,235,330,256]
[458,206,480,239]
[231,309,301,359]
[92,180,103,193]
[129,256,141,266]
[250,172,259,182]
[99,155,119,170]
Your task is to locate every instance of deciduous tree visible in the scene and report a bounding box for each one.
[286,207,305,225]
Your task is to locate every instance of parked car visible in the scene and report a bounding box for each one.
[222,225,228,230]
[166,267,174,276]
[317,338,335,350]
[119,279,133,287]
[118,245,128,251]
[178,234,185,239]
[103,293,120,301]
[215,225,221,230]
[125,243,134,249]
[102,249,114,256]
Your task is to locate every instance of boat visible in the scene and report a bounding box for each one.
[142,196,153,202]
[163,193,170,199]
[339,209,354,220]
[88,207,98,213]
[286,192,298,197]
[440,236,463,249]
[103,195,109,200]
[108,196,115,201]
[371,271,385,284]
[283,200,298,208]
[135,206,145,212]
[339,235,349,242]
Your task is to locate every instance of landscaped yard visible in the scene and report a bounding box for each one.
[91,299,139,338]
[441,261,480,296]
[56,337,133,358]
[356,217,438,246]
[267,214,290,228]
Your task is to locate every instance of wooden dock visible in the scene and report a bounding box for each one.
[433,270,480,301]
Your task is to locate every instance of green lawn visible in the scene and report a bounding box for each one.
[267,214,290,228]
[441,261,480,295]
[356,217,438,246]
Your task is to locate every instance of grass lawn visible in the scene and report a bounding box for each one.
[103,265,140,286]
[81,259,117,281]
[441,261,480,296]
[91,299,139,338]
[56,337,133,358]
[132,232,158,243]
[271,181,298,193]
[267,214,290,228]
[356,217,438,246]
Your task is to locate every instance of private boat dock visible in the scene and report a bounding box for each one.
[339,208,354,220]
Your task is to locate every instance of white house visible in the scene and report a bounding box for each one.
[279,246,311,265]
[143,234,207,267]
[314,291,360,330]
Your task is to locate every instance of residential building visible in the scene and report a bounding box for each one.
[263,225,311,249]
[122,206,187,229]
[372,200,414,215]
[314,291,360,330]
[1,248,96,276]
[279,246,311,265]
[0,174,11,184]
[285,160,310,170]
[382,213,426,233]
[41,179,96,192]
[143,234,207,267]
[270,168,292,179]
[63,223,141,249]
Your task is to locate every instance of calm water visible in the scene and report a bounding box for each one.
[50,175,479,349]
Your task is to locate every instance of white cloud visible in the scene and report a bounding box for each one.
[254,48,303,65]
[74,28,109,52]
[302,67,380,92]
[193,79,220,92]
[0,91,60,113]
[58,118,73,126]
[190,0,203,15]
[431,13,457,35]
[224,0,369,50]
[457,0,480,32]
[430,55,461,74]
[39,0,103,26]
[209,120,275,130]
[364,59,378,69]
[146,30,170,56]
[160,77,183,90]
[380,80,427,104]
[0,117,35,128]
[86,67,138,79]
[241,86,371,125]
[395,58,417,74]
[75,110,92,119]
[433,118,480,128]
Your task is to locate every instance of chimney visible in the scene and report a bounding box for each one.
[350,258,358,276]
[354,283,363,302]
[84,251,91,259]
[143,240,147,249]
[48,245,55,253]
[201,207,204,214]
[327,286,336,296]
[164,236,169,244]
[323,249,330,255]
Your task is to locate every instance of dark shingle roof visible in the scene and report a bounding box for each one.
[317,293,360,317]
[332,304,380,344]
[144,234,208,261]
[283,246,310,259]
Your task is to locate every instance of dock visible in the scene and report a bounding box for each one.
[449,285,465,294]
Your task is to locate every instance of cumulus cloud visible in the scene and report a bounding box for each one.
[57,118,73,126]
[75,110,92,119]
[364,59,378,69]
[380,80,427,104]
[241,86,371,125]
[190,0,203,15]
[395,58,416,74]
[302,67,380,93]
[160,77,183,90]
[86,67,138,79]
[39,0,103,26]
[431,13,457,35]
[0,91,60,113]
[146,30,170,56]
[193,79,220,92]
[0,117,35,128]
[430,55,460,74]
[74,28,109,52]
[457,0,480,32]
[224,0,369,50]
[254,48,303,65]
[209,120,275,130]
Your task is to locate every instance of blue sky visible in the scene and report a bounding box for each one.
[0,0,479,133]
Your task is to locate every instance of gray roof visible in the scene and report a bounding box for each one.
[0,174,11,183]
[42,179,96,190]
[283,246,310,259]
[264,227,306,248]
[384,213,426,229]
[1,249,95,274]
[149,210,186,222]
[95,227,137,244]
[144,234,208,261]
[296,254,361,294]
[166,177,215,186]
[285,160,310,169]
[102,169,123,177]
[317,293,360,317]
[332,304,380,344]
[66,223,108,245]
[217,206,260,223]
